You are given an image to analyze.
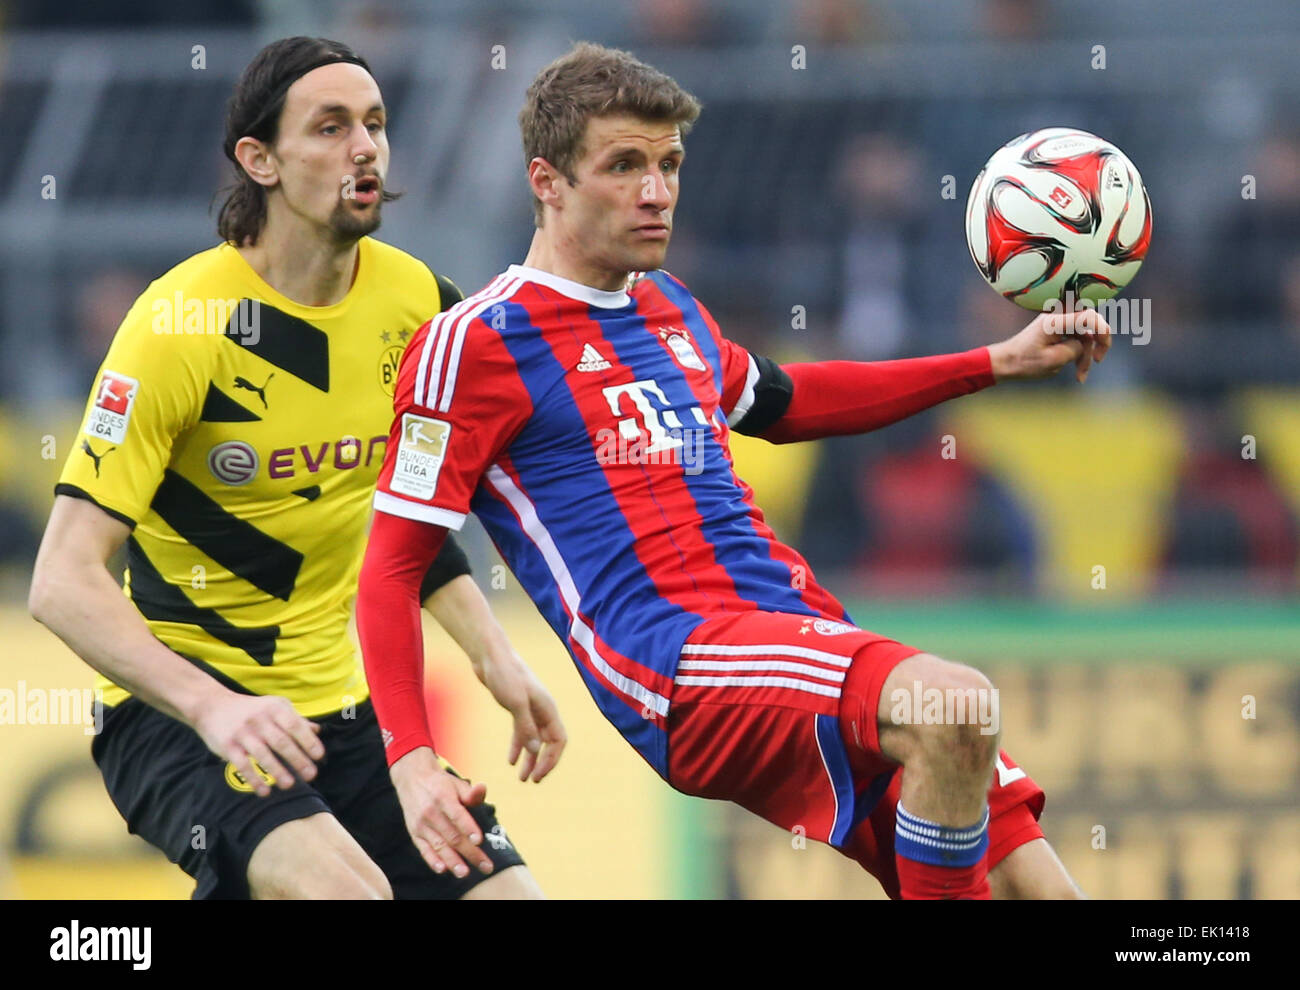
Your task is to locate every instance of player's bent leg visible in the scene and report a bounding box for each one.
[458,864,544,900]
[668,614,1005,898]
[990,837,1084,899]
[875,653,1001,824]
[91,697,351,899]
[839,651,1056,903]
[247,812,393,900]
[845,651,1001,898]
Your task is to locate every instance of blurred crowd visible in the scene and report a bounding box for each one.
[1,0,1298,593]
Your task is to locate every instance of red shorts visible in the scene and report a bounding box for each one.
[666,611,1045,898]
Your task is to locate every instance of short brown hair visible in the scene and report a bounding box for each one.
[518,42,702,226]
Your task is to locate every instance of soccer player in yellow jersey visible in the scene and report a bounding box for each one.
[29,37,562,899]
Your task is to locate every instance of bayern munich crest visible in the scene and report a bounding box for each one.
[207,441,259,485]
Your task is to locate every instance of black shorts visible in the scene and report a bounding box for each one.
[91,696,526,899]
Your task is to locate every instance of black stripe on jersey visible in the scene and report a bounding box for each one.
[732,353,794,437]
[199,382,262,423]
[151,469,303,602]
[126,536,280,667]
[174,653,256,695]
[54,483,137,529]
[435,273,464,312]
[224,303,329,392]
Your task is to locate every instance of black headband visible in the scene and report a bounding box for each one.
[238,52,372,149]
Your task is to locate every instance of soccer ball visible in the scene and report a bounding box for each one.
[965,127,1152,311]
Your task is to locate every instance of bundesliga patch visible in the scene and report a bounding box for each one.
[391,413,450,500]
[84,371,139,444]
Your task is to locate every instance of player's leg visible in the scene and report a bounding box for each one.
[665,612,1044,900]
[246,813,392,899]
[864,651,1001,897]
[990,838,1084,899]
[92,696,365,899]
[874,652,1000,820]
[668,612,940,883]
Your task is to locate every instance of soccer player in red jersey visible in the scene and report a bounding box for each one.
[357,42,1108,898]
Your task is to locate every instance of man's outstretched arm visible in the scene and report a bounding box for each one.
[740,309,1112,445]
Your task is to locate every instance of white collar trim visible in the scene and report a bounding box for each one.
[506,264,632,309]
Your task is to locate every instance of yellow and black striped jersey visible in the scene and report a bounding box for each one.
[57,237,459,716]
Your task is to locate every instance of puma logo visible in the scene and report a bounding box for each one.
[233,372,274,409]
[81,439,114,478]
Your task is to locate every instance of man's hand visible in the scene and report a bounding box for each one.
[390,747,495,878]
[471,650,567,782]
[987,307,1113,384]
[190,691,324,797]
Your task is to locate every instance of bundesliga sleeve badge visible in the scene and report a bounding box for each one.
[391,412,451,500]
[84,371,139,444]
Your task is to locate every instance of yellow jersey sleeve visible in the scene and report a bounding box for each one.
[57,291,211,526]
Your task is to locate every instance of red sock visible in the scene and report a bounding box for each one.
[896,853,991,899]
[895,802,992,899]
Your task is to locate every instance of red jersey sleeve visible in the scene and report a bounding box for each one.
[649,271,995,443]
[717,339,758,425]
[360,305,532,766]
[373,310,533,528]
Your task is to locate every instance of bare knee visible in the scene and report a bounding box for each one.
[879,653,1001,770]
[248,813,392,900]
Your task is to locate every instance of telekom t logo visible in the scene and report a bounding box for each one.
[601,379,707,453]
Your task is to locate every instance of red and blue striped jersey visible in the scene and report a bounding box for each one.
[373,264,851,774]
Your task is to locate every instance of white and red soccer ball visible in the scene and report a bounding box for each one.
[965,127,1152,311]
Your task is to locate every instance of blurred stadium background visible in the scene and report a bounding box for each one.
[1,0,1298,899]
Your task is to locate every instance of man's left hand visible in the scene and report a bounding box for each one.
[472,651,567,782]
[988,307,1113,384]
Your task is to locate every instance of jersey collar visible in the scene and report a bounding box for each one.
[506,264,632,309]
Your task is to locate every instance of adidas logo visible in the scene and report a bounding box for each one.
[577,343,612,372]
[381,728,394,747]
